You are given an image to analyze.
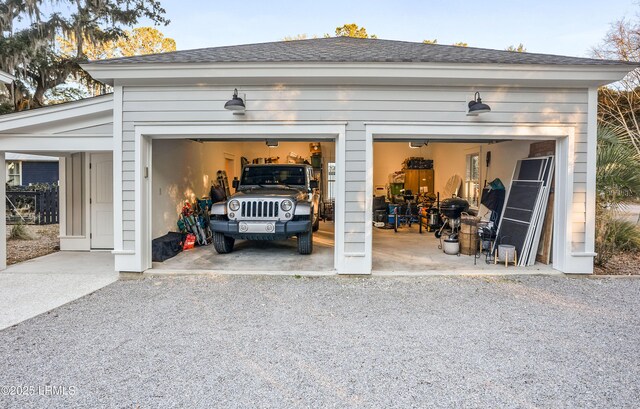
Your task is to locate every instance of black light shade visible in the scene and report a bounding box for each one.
[224,88,245,111]
[467,92,491,116]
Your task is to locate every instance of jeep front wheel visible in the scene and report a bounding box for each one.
[297,228,313,255]
[213,232,235,254]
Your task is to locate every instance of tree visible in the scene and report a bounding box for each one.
[58,27,176,61]
[593,18,640,156]
[452,42,468,47]
[57,26,176,96]
[1,0,168,110]
[113,27,175,58]
[332,23,377,39]
[423,39,438,44]
[283,34,316,41]
[285,23,376,41]
[506,43,526,52]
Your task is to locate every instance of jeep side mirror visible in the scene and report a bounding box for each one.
[310,180,319,190]
[232,178,239,190]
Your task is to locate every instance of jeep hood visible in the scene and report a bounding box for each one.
[232,187,307,200]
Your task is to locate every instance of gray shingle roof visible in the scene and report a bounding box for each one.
[89,37,633,66]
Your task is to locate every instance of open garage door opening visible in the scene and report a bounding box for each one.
[149,138,336,273]
[372,139,557,274]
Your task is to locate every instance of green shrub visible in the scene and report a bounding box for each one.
[595,213,640,266]
[607,219,640,250]
[8,222,34,241]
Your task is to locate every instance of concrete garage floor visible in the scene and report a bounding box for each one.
[1,275,639,408]
[150,222,336,274]
[0,251,117,330]
[152,221,555,275]
[373,225,556,274]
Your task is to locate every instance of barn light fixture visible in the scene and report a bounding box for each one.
[224,88,246,113]
[266,139,279,148]
[467,92,491,116]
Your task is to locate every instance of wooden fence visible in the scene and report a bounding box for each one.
[6,188,59,225]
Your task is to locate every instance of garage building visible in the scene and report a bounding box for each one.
[0,37,634,275]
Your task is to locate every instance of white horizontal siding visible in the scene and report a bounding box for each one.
[123,86,589,103]
[345,222,365,233]
[120,84,589,256]
[122,111,587,124]
[122,100,587,114]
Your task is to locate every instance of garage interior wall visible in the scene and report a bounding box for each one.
[372,142,434,196]
[152,140,335,239]
[374,140,545,217]
[430,140,534,212]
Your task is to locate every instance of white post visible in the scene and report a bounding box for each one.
[0,151,6,270]
[58,155,67,237]
[585,87,598,254]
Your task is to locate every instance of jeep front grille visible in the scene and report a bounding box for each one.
[240,200,280,219]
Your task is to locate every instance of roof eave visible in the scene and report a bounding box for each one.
[81,61,635,88]
[0,70,16,84]
[0,94,113,133]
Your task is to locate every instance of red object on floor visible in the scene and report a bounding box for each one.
[183,233,196,250]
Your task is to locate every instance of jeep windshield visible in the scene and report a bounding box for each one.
[240,166,306,188]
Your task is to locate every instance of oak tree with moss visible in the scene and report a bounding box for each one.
[57,26,176,96]
[0,0,168,110]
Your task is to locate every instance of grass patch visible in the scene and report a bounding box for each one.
[609,219,640,251]
[596,218,640,266]
[8,222,34,241]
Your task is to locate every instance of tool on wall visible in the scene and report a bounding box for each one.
[484,151,491,187]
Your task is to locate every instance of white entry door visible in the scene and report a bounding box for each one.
[90,153,114,249]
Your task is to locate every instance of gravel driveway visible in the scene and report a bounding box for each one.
[1,275,639,408]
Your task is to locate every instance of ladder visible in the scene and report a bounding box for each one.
[217,170,231,198]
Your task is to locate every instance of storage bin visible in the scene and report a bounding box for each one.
[389,183,404,196]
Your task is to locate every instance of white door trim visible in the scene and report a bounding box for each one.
[365,122,579,274]
[112,85,124,254]
[122,122,347,273]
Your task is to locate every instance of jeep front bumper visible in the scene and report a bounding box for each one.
[210,220,311,240]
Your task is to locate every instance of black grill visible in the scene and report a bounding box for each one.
[240,200,279,218]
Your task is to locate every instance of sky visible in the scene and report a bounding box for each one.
[137,0,637,57]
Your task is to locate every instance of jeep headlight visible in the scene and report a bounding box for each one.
[229,200,240,212]
[280,200,293,212]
